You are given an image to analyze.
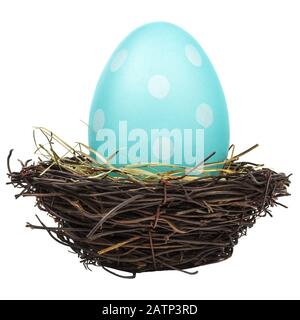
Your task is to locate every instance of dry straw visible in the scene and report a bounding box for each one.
[7,128,291,278]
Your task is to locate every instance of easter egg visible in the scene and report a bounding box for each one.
[88,22,229,170]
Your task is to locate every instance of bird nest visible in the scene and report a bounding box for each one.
[7,128,291,278]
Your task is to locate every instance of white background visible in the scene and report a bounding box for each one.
[0,0,299,300]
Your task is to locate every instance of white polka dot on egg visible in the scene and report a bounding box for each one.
[110,49,128,72]
[196,103,214,128]
[93,109,105,132]
[185,167,204,176]
[148,75,170,99]
[153,136,174,161]
[185,44,202,67]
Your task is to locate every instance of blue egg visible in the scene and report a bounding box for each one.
[89,22,229,170]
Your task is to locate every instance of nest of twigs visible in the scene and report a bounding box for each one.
[7,128,291,278]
